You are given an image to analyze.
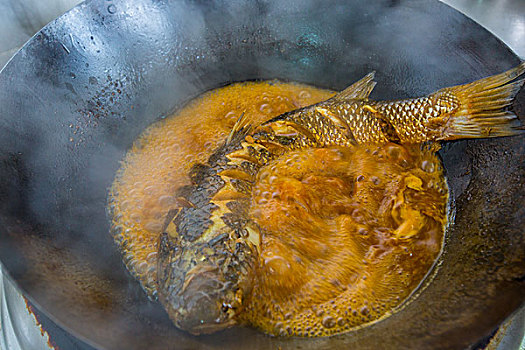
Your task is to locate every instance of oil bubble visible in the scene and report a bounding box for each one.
[299,91,312,99]
[421,160,435,173]
[360,306,369,315]
[259,103,273,114]
[145,221,163,232]
[357,227,368,235]
[322,316,336,328]
[158,195,175,207]
[130,213,142,223]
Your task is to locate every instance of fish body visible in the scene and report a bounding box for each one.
[156,64,524,335]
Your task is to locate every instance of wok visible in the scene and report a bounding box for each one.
[0,0,523,349]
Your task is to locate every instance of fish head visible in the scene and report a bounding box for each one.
[159,259,240,334]
[157,219,258,335]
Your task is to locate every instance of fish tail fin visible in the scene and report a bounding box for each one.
[436,62,525,140]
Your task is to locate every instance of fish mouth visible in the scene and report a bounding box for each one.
[186,318,238,335]
[174,291,233,335]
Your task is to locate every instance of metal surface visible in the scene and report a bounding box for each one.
[490,306,525,350]
[0,0,81,67]
[0,0,523,349]
[0,263,56,350]
[441,0,525,59]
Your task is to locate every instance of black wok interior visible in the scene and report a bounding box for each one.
[0,0,523,349]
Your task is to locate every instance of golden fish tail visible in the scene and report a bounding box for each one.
[433,62,525,140]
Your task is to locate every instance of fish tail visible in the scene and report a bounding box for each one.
[438,62,525,140]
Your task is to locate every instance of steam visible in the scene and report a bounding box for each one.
[0,0,521,348]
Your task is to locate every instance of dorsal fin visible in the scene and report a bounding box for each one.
[334,71,376,101]
[226,112,252,144]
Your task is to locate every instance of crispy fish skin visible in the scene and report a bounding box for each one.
[156,63,525,335]
[157,130,261,334]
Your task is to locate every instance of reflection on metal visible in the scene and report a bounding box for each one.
[492,305,525,350]
[0,264,56,350]
[441,0,525,58]
[0,0,82,68]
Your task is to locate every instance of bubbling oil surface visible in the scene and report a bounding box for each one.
[108,81,448,337]
[242,143,447,336]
